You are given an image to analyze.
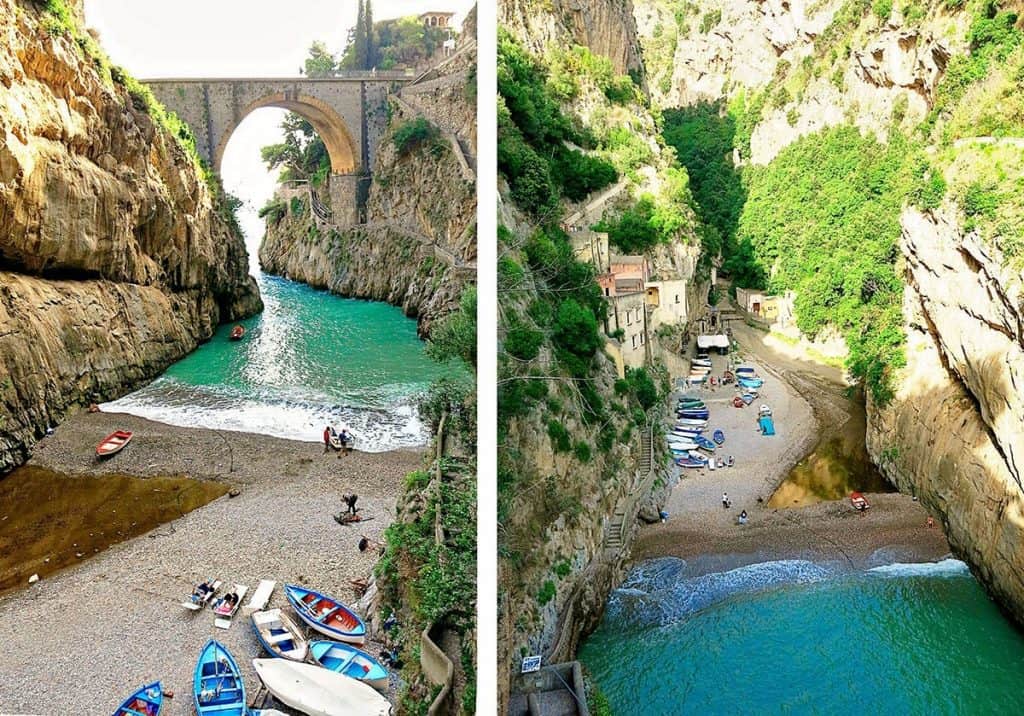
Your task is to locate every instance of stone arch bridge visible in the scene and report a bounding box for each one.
[145,72,412,223]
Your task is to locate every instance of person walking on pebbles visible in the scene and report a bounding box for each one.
[342,493,358,516]
[722,492,731,509]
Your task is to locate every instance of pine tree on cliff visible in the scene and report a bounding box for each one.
[364,0,377,69]
[351,0,368,70]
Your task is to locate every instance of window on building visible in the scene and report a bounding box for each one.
[675,295,680,303]
[632,335,638,349]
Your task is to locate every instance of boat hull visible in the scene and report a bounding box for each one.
[252,659,390,716]
[113,681,163,716]
[252,608,309,661]
[193,640,246,716]
[285,584,366,645]
[309,640,389,692]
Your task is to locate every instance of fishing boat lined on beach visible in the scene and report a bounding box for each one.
[285,584,367,644]
[193,640,246,716]
[252,658,390,716]
[252,608,309,661]
[309,640,389,691]
[112,681,164,716]
[96,430,132,457]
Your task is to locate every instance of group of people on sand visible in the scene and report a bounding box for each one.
[322,424,353,456]
[722,492,749,525]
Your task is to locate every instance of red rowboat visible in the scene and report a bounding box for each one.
[96,430,132,457]
[229,325,245,340]
[850,492,870,511]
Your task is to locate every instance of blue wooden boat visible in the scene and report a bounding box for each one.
[309,640,390,692]
[675,455,707,468]
[736,366,757,376]
[738,376,764,389]
[251,608,309,661]
[741,393,756,405]
[759,415,776,436]
[677,398,705,407]
[713,429,725,445]
[193,639,246,716]
[285,584,367,644]
[112,681,163,716]
[694,435,716,451]
[678,411,710,420]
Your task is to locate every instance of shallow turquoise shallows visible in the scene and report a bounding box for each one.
[104,274,462,451]
[579,557,1024,715]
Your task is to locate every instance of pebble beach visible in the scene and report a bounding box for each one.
[636,324,951,575]
[0,411,423,714]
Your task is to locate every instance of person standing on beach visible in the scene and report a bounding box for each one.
[323,425,332,453]
[722,492,730,509]
[345,493,359,515]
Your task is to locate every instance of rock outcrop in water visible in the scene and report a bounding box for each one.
[259,10,477,336]
[0,0,262,472]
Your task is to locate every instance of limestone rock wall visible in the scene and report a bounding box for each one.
[0,0,261,472]
[867,207,1024,625]
[636,0,969,164]
[500,0,644,75]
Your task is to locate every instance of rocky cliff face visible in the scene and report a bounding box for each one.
[0,0,261,471]
[259,21,476,336]
[867,205,1024,625]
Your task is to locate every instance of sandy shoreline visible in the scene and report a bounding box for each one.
[633,325,951,576]
[0,411,424,714]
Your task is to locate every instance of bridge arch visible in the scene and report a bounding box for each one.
[215,92,358,176]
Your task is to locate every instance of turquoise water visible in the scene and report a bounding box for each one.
[580,557,1024,715]
[104,274,462,450]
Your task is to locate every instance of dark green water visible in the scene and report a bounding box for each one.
[580,558,1024,715]
[105,275,463,450]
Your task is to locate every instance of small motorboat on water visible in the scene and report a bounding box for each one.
[285,584,366,645]
[112,681,164,716]
[96,430,132,458]
[229,325,245,340]
[851,492,870,511]
[252,658,390,716]
[252,608,309,661]
[309,640,390,692]
[193,640,246,716]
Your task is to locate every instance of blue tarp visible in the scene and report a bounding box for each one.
[758,415,776,436]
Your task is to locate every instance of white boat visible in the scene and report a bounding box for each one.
[252,658,391,716]
[676,418,708,427]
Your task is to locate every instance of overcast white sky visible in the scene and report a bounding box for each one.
[82,0,473,268]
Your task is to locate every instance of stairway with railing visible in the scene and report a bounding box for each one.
[602,422,655,558]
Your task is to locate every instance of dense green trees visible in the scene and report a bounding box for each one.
[498,32,619,218]
[260,113,330,185]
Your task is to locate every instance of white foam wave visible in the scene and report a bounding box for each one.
[102,380,428,452]
[868,558,969,578]
[607,559,832,628]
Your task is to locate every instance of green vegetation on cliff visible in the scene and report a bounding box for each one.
[377,285,477,714]
[498,32,619,217]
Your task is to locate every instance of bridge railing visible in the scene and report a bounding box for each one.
[142,71,414,83]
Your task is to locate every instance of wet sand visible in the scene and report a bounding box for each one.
[0,411,423,714]
[634,323,951,575]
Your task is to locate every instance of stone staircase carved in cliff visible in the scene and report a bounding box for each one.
[602,422,655,558]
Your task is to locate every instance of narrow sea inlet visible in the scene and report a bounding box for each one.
[580,557,1024,714]
[104,274,462,451]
